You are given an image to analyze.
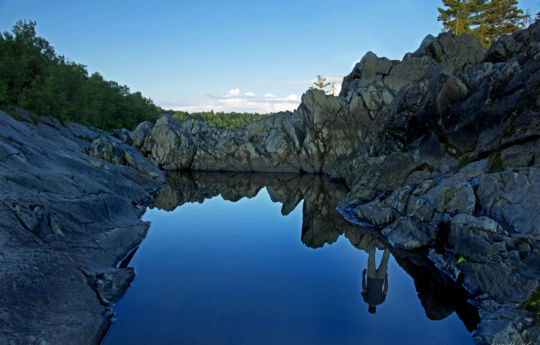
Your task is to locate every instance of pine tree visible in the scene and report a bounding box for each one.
[467,0,491,47]
[312,75,330,91]
[438,0,527,47]
[438,0,475,35]
[483,0,525,44]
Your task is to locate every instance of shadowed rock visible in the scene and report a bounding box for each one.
[0,111,164,345]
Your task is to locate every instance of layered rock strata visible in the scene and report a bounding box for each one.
[0,110,164,345]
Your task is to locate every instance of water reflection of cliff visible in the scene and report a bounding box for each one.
[151,171,479,331]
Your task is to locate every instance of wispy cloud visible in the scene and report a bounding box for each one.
[161,76,344,113]
[169,88,303,113]
[255,74,344,86]
[226,88,241,96]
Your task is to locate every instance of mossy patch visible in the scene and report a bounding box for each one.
[457,256,468,264]
[520,287,540,325]
[457,155,473,170]
[9,110,21,121]
[487,151,503,172]
[416,162,436,173]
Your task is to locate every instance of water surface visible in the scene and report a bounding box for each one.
[102,172,478,345]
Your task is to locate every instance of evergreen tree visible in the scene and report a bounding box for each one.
[438,0,475,35]
[483,0,525,44]
[469,0,490,47]
[438,0,527,47]
[312,75,330,91]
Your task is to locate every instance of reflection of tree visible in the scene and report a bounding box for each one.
[152,171,479,331]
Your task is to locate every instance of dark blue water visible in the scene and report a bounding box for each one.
[102,173,477,345]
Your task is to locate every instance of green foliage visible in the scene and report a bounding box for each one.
[520,287,540,325]
[438,0,481,36]
[171,110,272,129]
[437,0,527,47]
[457,155,473,170]
[415,162,436,173]
[483,0,527,44]
[310,75,331,91]
[488,151,504,172]
[0,20,160,131]
[457,256,468,264]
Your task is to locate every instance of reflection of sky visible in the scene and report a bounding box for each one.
[103,188,474,345]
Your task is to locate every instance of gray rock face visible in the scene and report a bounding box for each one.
[2,21,538,345]
[476,167,540,235]
[382,217,431,249]
[126,34,485,175]
[449,214,505,262]
[0,111,164,345]
[137,114,196,170]
[89,135,164,178]
[124,24,539,343]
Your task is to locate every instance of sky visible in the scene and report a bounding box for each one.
[1,0,539,113]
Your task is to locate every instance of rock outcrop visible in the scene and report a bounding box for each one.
[125,22,540,345]
[0,111,164,345]
[2,20,539,345]
[129,31,488,176]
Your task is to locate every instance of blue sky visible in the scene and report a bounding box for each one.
[1,0,539,113]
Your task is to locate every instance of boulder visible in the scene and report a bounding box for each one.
[449,214,506,262]
[476,167,540,235]
[382,217,431,249]
[88,136,164,179]
[140,114,196,170]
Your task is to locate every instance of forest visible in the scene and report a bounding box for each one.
[0,20,269,131]
[171,111,271,129]
[0,20,160,131]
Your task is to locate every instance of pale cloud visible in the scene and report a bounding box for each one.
[171,88,303,114]
[255,74,344,87]
[227,88,241,97]
[167,78,346,114]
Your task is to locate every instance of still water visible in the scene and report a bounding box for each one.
[102,172,478,345]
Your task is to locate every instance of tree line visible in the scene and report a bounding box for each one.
[0,20,162,131]
[171,110,271,129]
[0,20,275,131]
[438,0,536,47]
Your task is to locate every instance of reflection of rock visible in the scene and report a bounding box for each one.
[153,172,479,332]
[393,250,480,331]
